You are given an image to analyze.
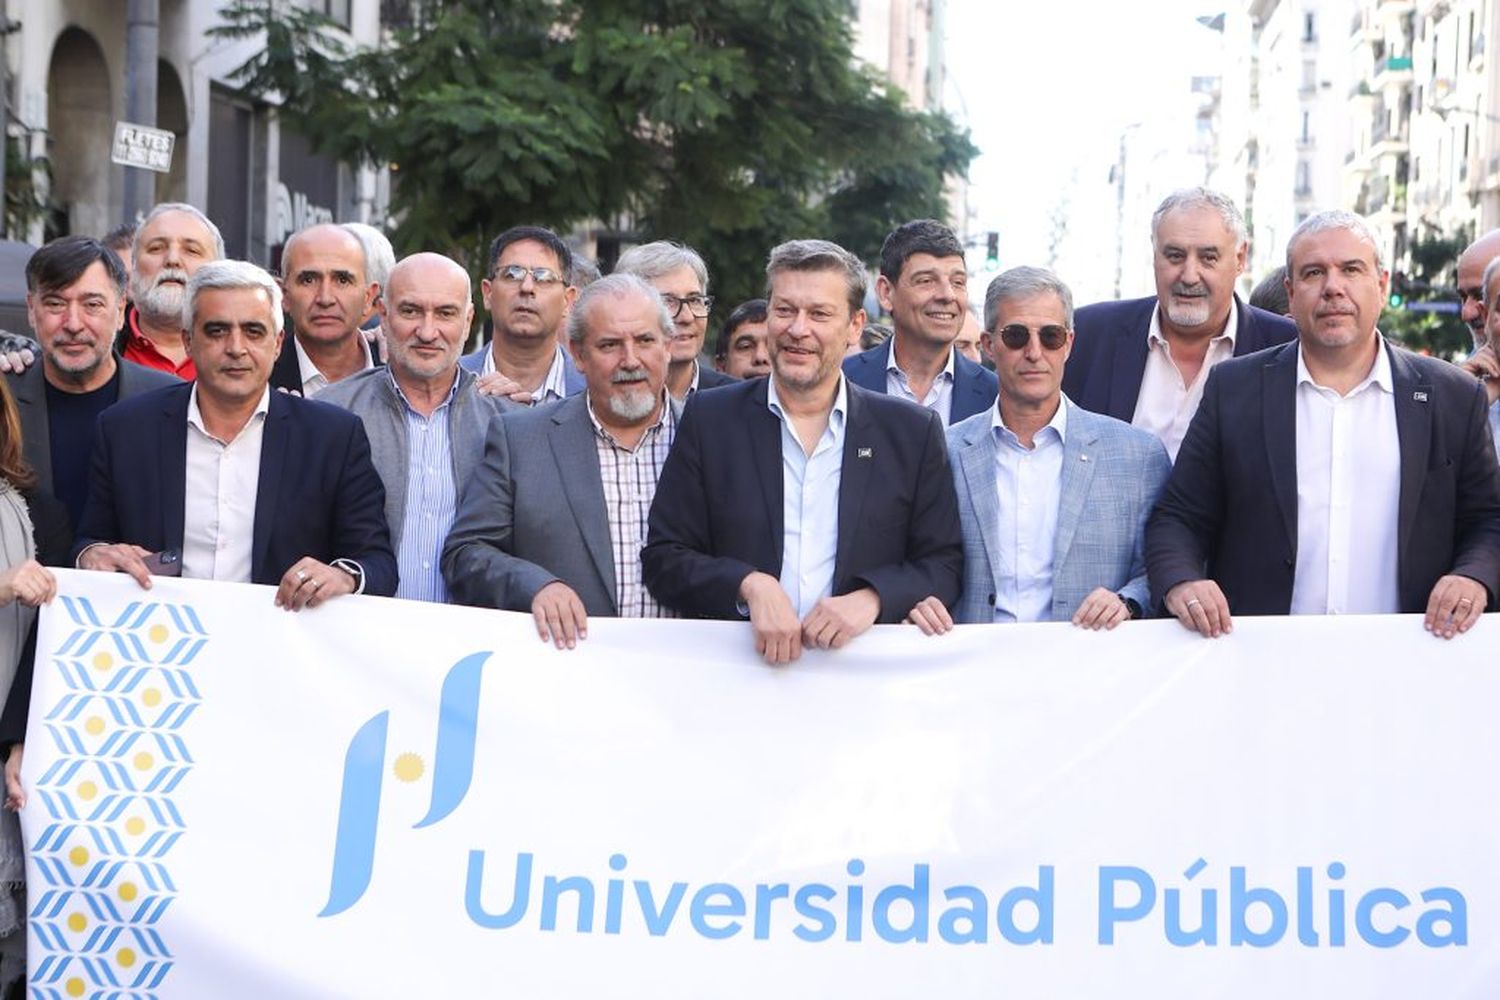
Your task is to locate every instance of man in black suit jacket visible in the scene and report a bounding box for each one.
[1062,188,1297,458]
[643,239,963,664]
[76,259,396,607]
[1146,210,1500,639]
[269,223,379,397]
[842,219,997,424]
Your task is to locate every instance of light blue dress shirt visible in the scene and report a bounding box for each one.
[1489,399,1500,462]
[767,375,849,618]
[991,400,1068,623]
[394,374,460,602]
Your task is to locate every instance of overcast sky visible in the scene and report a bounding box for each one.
[945,0,1227,301]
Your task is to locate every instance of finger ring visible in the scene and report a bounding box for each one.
[311,578,322,589]
[1459,597,1473,605]
[1186,598,1202,608]
[296,570,307,581]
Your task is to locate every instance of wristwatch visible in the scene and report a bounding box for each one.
[331,558,366,594]
[1118,594,1142,620]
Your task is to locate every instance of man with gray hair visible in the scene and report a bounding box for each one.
[271,223,380,396]
[1064,187,1297,460]
[613,240,737,402]
[319,253,507,603]
[643,239,963,664]
[1459,255,1500,458]
[120,201,226,380]
[443,273,680,647]
[907,266,1170,634]
[1147,210,1500,641]
[73,258,397,604]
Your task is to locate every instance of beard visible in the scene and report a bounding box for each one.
[1164,294,1212,329]
[605,370,658,422]
[134,267,190,325]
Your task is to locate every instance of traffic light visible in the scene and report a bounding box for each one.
[1388,270,1407,309]
[985,231,999,272]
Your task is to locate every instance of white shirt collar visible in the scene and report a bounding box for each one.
[294,332,374,393]
[187,384,272,444]
[768,371,849,428]
[885,336,957,381]
[991,394,1069,447]
[1296,336,1395,396]
[1147,295,1240,350]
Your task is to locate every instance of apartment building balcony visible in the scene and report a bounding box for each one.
[1372,55,1414,91]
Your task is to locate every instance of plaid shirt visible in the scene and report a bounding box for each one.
[586,395,679,618]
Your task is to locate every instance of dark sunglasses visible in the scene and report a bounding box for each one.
[997,323,1069,351]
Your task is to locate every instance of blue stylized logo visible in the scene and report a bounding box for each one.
[320,651,489,917]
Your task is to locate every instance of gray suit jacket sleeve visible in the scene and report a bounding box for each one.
[1122,442,1173,613]
[440,415,561,609]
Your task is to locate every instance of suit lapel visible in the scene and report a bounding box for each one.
[835,387,873,578]
[1262,345,1299,548]
[1053,404,1097,571]
[746,381,784,564]
[955,418,1006,594]
[550,400,616,607]
[161,389,190,553]
[13,367,50,493]
[1389,346,1431,563]
[1107,302,1152,420]
[251,393,289,579]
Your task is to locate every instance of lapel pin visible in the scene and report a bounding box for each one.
[858,447,873,459]
[1413,391,1428,402]
[1079,454,1090,462]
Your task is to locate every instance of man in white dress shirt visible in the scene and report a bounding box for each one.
[269,223,379,397]
[1146,210,1500,639]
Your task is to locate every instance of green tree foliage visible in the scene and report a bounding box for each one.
[213,0,976,313]
[1381,230,1471,360]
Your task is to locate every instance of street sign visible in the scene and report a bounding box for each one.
[1404,301,1461,314]
[110,121,175,173]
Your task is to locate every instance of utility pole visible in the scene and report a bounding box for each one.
[0,0,20,240]
[122,0,159,225]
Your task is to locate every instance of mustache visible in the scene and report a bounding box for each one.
[1170,282,1208,297]
[611,369,648,385]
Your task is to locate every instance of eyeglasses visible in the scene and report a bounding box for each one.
[997,323,1069,351]
[492,264,564,286]
[661,293,713,318]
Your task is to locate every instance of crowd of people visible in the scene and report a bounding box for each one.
[0,185,1495,985]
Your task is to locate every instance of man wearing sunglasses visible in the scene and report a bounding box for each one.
[844,219,998,424]
[906,267,1170,634]
[643,239,963,664]
[1063,188,1297,461]
[614,241,737,404]
[461,225,585,404]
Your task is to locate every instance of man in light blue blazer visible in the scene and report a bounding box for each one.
[908,266,1171,632]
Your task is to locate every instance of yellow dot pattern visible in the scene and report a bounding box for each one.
[117,947,137,967]
[91,652,112,672]
[66,912,86,933]
[84,716,105,736]
[147,624,169,644]
[132,752,153,772]
[142,687,162,707]
[392,752,425,783]
[68,846,88,867]
[77,781,97,801]
[65,978,84,998]
[125,817,146,837]
[118,882,138,902]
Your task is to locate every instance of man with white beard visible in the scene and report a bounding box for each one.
[118,202,225,380]
[1061,187,1297,460]
[443,274,680,648]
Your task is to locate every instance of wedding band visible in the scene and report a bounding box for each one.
[1186,598,1202,608]
[311,578,322,589]
[296,570,307,581]
[1459,597,1473,605]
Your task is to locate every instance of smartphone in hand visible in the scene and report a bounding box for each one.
[142,549,182,577]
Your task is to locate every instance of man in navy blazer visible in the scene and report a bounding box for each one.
[644,239,963,664]
[842,219,997,424]
[75,260,396,607]
[1062,188,1297,459]
[1146,210,1500,640]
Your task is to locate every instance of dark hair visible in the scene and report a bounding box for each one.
[0,377,34,490]
[25,236,127,298]
[486,225,572,280]
[715,298,767,360]
[103,223,136,254]
[1249,265,1290,317]
[878,219,965,283]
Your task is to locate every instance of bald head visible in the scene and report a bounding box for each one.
[381,252,474,386]
[1458,229,1500,345]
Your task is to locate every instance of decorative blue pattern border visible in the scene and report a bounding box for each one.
[26,597,206,999]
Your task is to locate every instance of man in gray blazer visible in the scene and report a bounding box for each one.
[908,266,1171,632]
[14,236,177,533]
[318,253,508,603]
[442,273,680,646]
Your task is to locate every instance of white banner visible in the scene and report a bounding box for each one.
[18,571,1500,997]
